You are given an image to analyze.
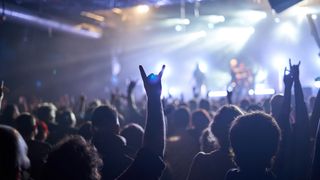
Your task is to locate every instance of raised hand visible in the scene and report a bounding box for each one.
[283,66,293,87]
[127,80,137,94]
[139,65,165,98]
[289,59,301,82]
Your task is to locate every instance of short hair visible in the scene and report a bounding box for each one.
[91,105,119,132]
[229,112,281,169]
[56,110,76,128]
[199,99,210,112]
[42,135,102,180]
[210,105,243,148]
[270,94,284,117]
[173,107,191,129]
[36,103,56,123]
[191,109,211,131]
[15,113,37,139]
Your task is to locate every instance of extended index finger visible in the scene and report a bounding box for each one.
[158,65,165,79]
[1,81,3,89]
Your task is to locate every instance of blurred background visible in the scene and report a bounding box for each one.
[1,0,320,101]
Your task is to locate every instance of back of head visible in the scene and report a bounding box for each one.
[91,105,119,134]
[1,104,19,124]
[15,113,36,140]
[229,112,281,171]
[173,107,190,130]
[239,99,250,111]
[270,94,284,118]
[199,99,210,112]
[210,105,243,149]
[42,135,102,180]
[191,109,210,132]
[0,125,29,180]
[36,104,56,124]
[120,123,144,155]
[56,110,76,128]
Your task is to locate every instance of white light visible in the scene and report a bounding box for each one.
[1,8,102,38]
[237,10,267,24]
[190,30,207,39]
[214,27,255,50]
[181,18,190,25]
[136,5,150,14]
[272,54,287,70]
[168,87,180,96]
[248,89,255,96]
[175,25,183,32]
[274,17,280,23]
[255,89,276,95]
[208,91,227,97]
[206,15,225,23]
[276,21,298,41]
[208,23,214,29]
[198,62,208,73]
[256,70,268,83]
[315,81,320,88]
[312,14,318,20]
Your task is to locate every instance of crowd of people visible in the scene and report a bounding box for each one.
[0,60,320,180]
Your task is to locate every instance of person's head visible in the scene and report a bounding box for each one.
[120,123,144,156]
[229,112,281,171]
[199,99,210,112]
[191,109,211,132]
[36,103,56,124]
[42,135,102,180]
[263,98,271,114]
[78,122,94,142]
[173,107,190,130]
[270,94,284,117]
[210,105,243,149]
[188,99,197,112]
[56,110,76,128]
[15,113,37,140]
[91,105,119,134]
[2,104,19,120]
[0,125,30,180]
[239,99,250,111]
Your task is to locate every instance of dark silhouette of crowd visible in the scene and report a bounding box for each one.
[0,60,320,180]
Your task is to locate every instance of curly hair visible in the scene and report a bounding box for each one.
[42,135,103,180]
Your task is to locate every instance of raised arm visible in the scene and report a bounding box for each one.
[291,61,311,179]
[273,66,293,179]
[117,65,166,180]
[311,111,320,180]
[126,80,144,126]
[139,65,166,157]
[310,88,320,138]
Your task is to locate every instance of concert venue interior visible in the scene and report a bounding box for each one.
[2,1,320,180]
[1,0,320,101]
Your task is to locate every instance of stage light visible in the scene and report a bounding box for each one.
[136,5,150,14]
[236,10,267,24]
[314,81,320,88]
[169,87,180,96]
[254,88,275,95]
[208,91,227,97]
[81,12,104,22]
[274,17,280,23]
[205,15,225,23]
[198,62,208,73]
[248,89,255,96]
[256,70,268,83]
[207,23,214,29]
[312,14,318,20]
[276,21,298,41]
[175,25,183,32]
